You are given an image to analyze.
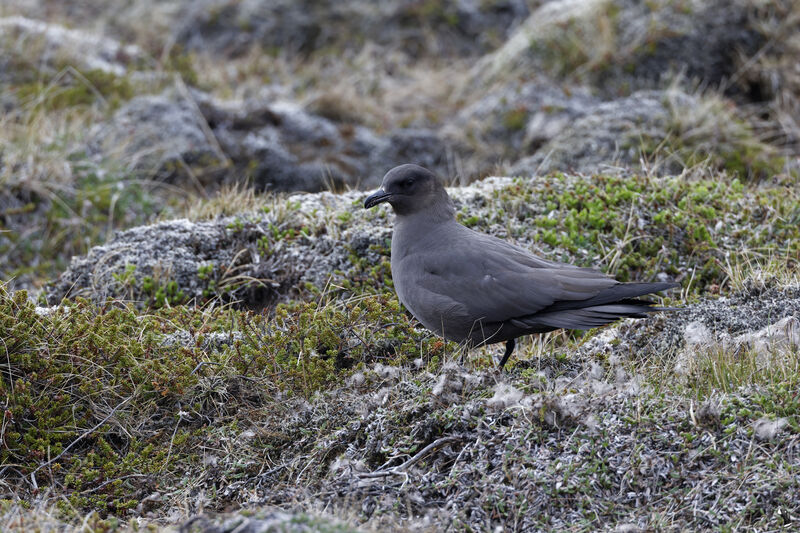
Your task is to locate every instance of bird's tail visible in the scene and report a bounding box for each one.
[525,303,673,330]
[511,281,680,331]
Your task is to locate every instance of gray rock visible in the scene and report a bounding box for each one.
[90,92,224,181]
[89,88,457,191]
[602,0,763,98]
[206,97,383,191]
[371,128,451,178]
[448,79,599,172]
[604,282,800,374]
[674,314,798,377]
[509,90,704,176]
[473,0,764,100]
[44,189,388,307]
[0,16,145,81]
[735,315,799,358]
[172,0,530,58]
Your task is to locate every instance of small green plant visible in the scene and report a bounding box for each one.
[16,68,133,111]
[197,263,218,299]
[227,218,245,232]
[0,280,447,516]
[502,107,529,131]
[141,276,187,308]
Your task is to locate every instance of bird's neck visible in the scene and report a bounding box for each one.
[395,192,455,225]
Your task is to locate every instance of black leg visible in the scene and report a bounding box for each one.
[498,338,515,370]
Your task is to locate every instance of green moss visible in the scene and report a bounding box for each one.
[0,279,445,515]
[16,68,133,111]
[491,173,799,292]
[163,45,199,86]
[141,276,187,308]
[502,107,529,131]
[460,214,482,228]
[1,158,161,289]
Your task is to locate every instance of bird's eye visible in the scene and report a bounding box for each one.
[403,178,414,188]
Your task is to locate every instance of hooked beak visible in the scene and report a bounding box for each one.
[364,188,392,209]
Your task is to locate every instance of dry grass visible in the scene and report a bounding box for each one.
[191,42,469,136]
[722,252,800,294]
[180,181,263,221]
[0,92,98,190]
[691,345,800,397]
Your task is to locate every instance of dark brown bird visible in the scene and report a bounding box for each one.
[364,164,678,369]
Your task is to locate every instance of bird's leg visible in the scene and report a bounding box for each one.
[497,338,515,370]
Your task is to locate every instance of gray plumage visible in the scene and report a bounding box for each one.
[364,164,679,369]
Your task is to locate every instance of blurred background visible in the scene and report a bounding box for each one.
[1,0,798,291]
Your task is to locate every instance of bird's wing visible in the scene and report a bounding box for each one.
[411,231,618,324]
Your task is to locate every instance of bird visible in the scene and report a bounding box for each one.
[364,164,679,369]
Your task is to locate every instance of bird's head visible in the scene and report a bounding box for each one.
[364,164,453,218]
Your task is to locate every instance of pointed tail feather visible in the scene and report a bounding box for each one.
[545,281,679,312]
[515,300,678,331]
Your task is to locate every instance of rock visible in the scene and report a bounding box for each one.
[90,91,225,182]
[508,89,748,176]
[607,282,800,375]
[601,0,763,99]
[373,128,451,177]
[735,315,799,359]
[472,0,764,100]
[91,88,457,191]
[471,0,606,85]
[508,90,683,175]
[172,0,530,58]
[753,417,788,441]
[674,315,798,377]
[448,79,599,172]
[0,16,144,81]
[205,96,456,191]
[43,187,393,307]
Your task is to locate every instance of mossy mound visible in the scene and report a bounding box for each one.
[46,172,800,312]
[0,282,446,518]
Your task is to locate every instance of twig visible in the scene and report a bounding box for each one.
[161,410,187,473]
[191,361,223,375]
[80,473,149,494]
[358,436,463,479]
[30,396,132,490]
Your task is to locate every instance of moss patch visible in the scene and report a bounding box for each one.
[0,281,445,516]
[15,68,134,111]
[485,173,799,291]
[0,157,163,289]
